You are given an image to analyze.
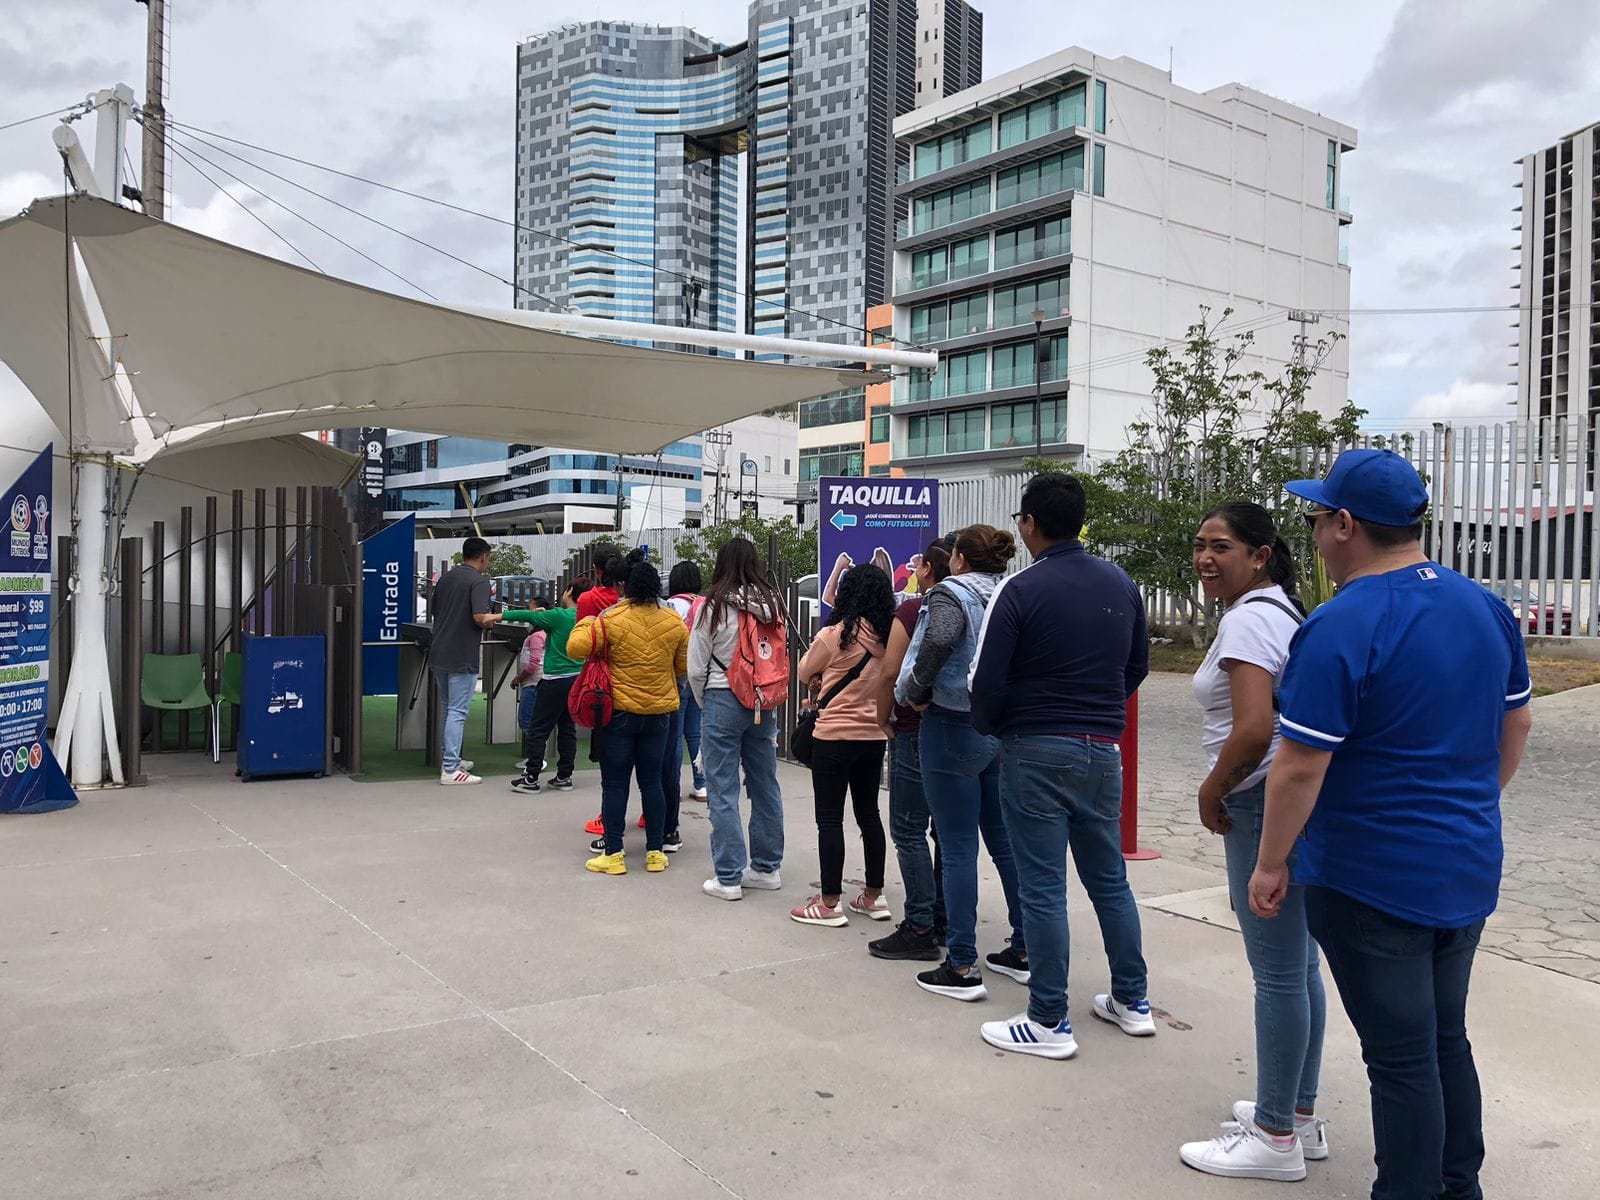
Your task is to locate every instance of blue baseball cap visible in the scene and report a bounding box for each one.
[1285,448,1429,527]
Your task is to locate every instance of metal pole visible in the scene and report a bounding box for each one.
[140,0,168,220]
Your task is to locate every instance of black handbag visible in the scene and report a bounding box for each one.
[790,652,871,768]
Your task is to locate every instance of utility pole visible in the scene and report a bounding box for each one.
[705,426,733,523]
[1288,310,1320,371]
[136,0,168,219]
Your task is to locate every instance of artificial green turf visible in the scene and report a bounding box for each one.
[353,693,605,784]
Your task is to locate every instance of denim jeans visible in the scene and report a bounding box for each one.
[517,682,537,735]
[432,669,476,773]
[681,684,706,791]
[660,698,684,838]
[1000,734,1147,1027]
[599,711,670,854]
[920,707,1025,971]
[1307,886,1486,1200]
[1222,782,1326,1131]
[888,729,945,933]
[701,688,784,885]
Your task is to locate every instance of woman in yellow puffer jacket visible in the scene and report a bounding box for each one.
[567,562,688,876]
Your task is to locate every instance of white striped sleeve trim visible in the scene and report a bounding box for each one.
[1279,715,1346,746]
[1506,683,1532,704]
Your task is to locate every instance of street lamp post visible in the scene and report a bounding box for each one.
[1032,307,1047,457]
[741,457,759,519]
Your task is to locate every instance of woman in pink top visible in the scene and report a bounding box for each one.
[791,564,895,928]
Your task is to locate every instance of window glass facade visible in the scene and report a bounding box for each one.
[870,412,890,443]
[991,335,1068,390]
[800,389,866,428]
[1326,139,1337,209]
[994,273,1069,330]
[997,85,1087,150]
[909,233,989,290]
[912,120,994,178]
[991,398,1066,449]
[1092,143,1106,196]
[994,216,1070,270]
[800,443,866,481]
[909,348,988,401]
[912,178,991,233]
[1094,80,1107,134]
[997,147,1084,209]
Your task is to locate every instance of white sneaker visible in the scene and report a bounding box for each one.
[1229,1102,1328,1161]
[847,892,892,921]
[457,760,473,773]
[741,868,782,891]
[1180,1122,1306,1181]
[702,879,743,902]
[690,786,708,800]
[980,1012,1078,1060]
[1091,993,1157,1036]
[440,769,481,786]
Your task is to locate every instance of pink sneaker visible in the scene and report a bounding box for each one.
[790,896,848,927]
[848,892,892,921]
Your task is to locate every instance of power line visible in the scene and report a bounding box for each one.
[167,125,558,311]
[165,131,439,300]
[160,115,921,350]
[166,138,322,271]
[0,103,81,134]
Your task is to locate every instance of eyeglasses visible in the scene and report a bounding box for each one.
[1012,511,1028,524]
[1302,507,1337,531]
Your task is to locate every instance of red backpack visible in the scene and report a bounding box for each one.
[712,608,790,723]
[567,614,614,729]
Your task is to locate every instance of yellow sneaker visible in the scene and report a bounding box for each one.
[646,850,669,873]
[585,851,626,875]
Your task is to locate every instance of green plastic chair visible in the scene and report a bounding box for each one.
[142,653,218,762]
[217,651,244,747]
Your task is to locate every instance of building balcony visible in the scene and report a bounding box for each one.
[896,124,1088,200]
[894,250,1073,308]
[895,363,1071,410]
[896,186,1077,251]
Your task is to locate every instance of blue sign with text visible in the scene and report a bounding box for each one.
[817,477,940,622]
[359,514,415,696]
[0,446,76,814]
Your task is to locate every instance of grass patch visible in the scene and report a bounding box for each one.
[355,693,601,784]
[1147,641,1208,675]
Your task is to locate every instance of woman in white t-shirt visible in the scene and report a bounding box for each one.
[1179,502,1330,1183]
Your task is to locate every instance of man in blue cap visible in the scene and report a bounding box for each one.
[1240,449,1532,1198]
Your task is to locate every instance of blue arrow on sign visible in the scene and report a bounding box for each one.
[830,510,858,531]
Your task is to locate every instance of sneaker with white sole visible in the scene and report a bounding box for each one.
[790,896,848,926]
[703,879,743,901]
[440,769,481,786]
[546,776,574,791]
[690,786,708,800]
[1228,1102,1328,1161]
[848,892,892,921]
[741,868,782,891]
[985,943,1031,983]
[1091,993,1157,1036]
[510,775,542,794]
[981,1012,1078,1059]
[662,831,682,853]
[457,760,474,773]
[1180,1122,1306,1182]
[916,961,987,1002]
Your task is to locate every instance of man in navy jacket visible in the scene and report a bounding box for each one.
[971,473,1154,1060]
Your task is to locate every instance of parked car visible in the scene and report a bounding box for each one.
[1506,585,1573,636]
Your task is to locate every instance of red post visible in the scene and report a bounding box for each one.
[1120,692,1160,861]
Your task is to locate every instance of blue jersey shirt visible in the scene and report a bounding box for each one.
[1277,562,1531,927]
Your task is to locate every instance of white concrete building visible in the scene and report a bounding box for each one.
[702,414,800,523]
[889,48,1356,476]
[915,0,983,109]
[1514,121,1599,431]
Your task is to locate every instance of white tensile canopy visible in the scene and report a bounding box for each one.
[0,192,889,790]
[0,195,878,459]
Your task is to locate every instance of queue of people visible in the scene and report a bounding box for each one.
[463,451,1532,1200]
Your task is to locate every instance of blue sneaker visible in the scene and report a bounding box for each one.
[1092,993,1156,1037]
[981,1012,1078,1059]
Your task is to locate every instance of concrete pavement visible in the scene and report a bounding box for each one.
[1,677,1596,1198]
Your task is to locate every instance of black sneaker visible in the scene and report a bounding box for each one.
[509,775,541,794]
[916,960,988,1002]
[985,943,1031,984]
[663,830,683,853]
[546,776,574,791]
[588,835,612,852]
[868,920,942,961]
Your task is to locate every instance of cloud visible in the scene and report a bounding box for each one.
[1406,378,1515,423]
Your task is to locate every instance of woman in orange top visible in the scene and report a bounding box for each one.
[791,563,895,928]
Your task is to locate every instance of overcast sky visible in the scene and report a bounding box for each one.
[2,0,1597,434]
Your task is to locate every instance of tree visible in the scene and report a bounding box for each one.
[674,513,817,582]
[452,541,532,577]
[1081,306,1363,644]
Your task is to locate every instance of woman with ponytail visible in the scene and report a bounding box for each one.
[1179,502,1329,1182]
